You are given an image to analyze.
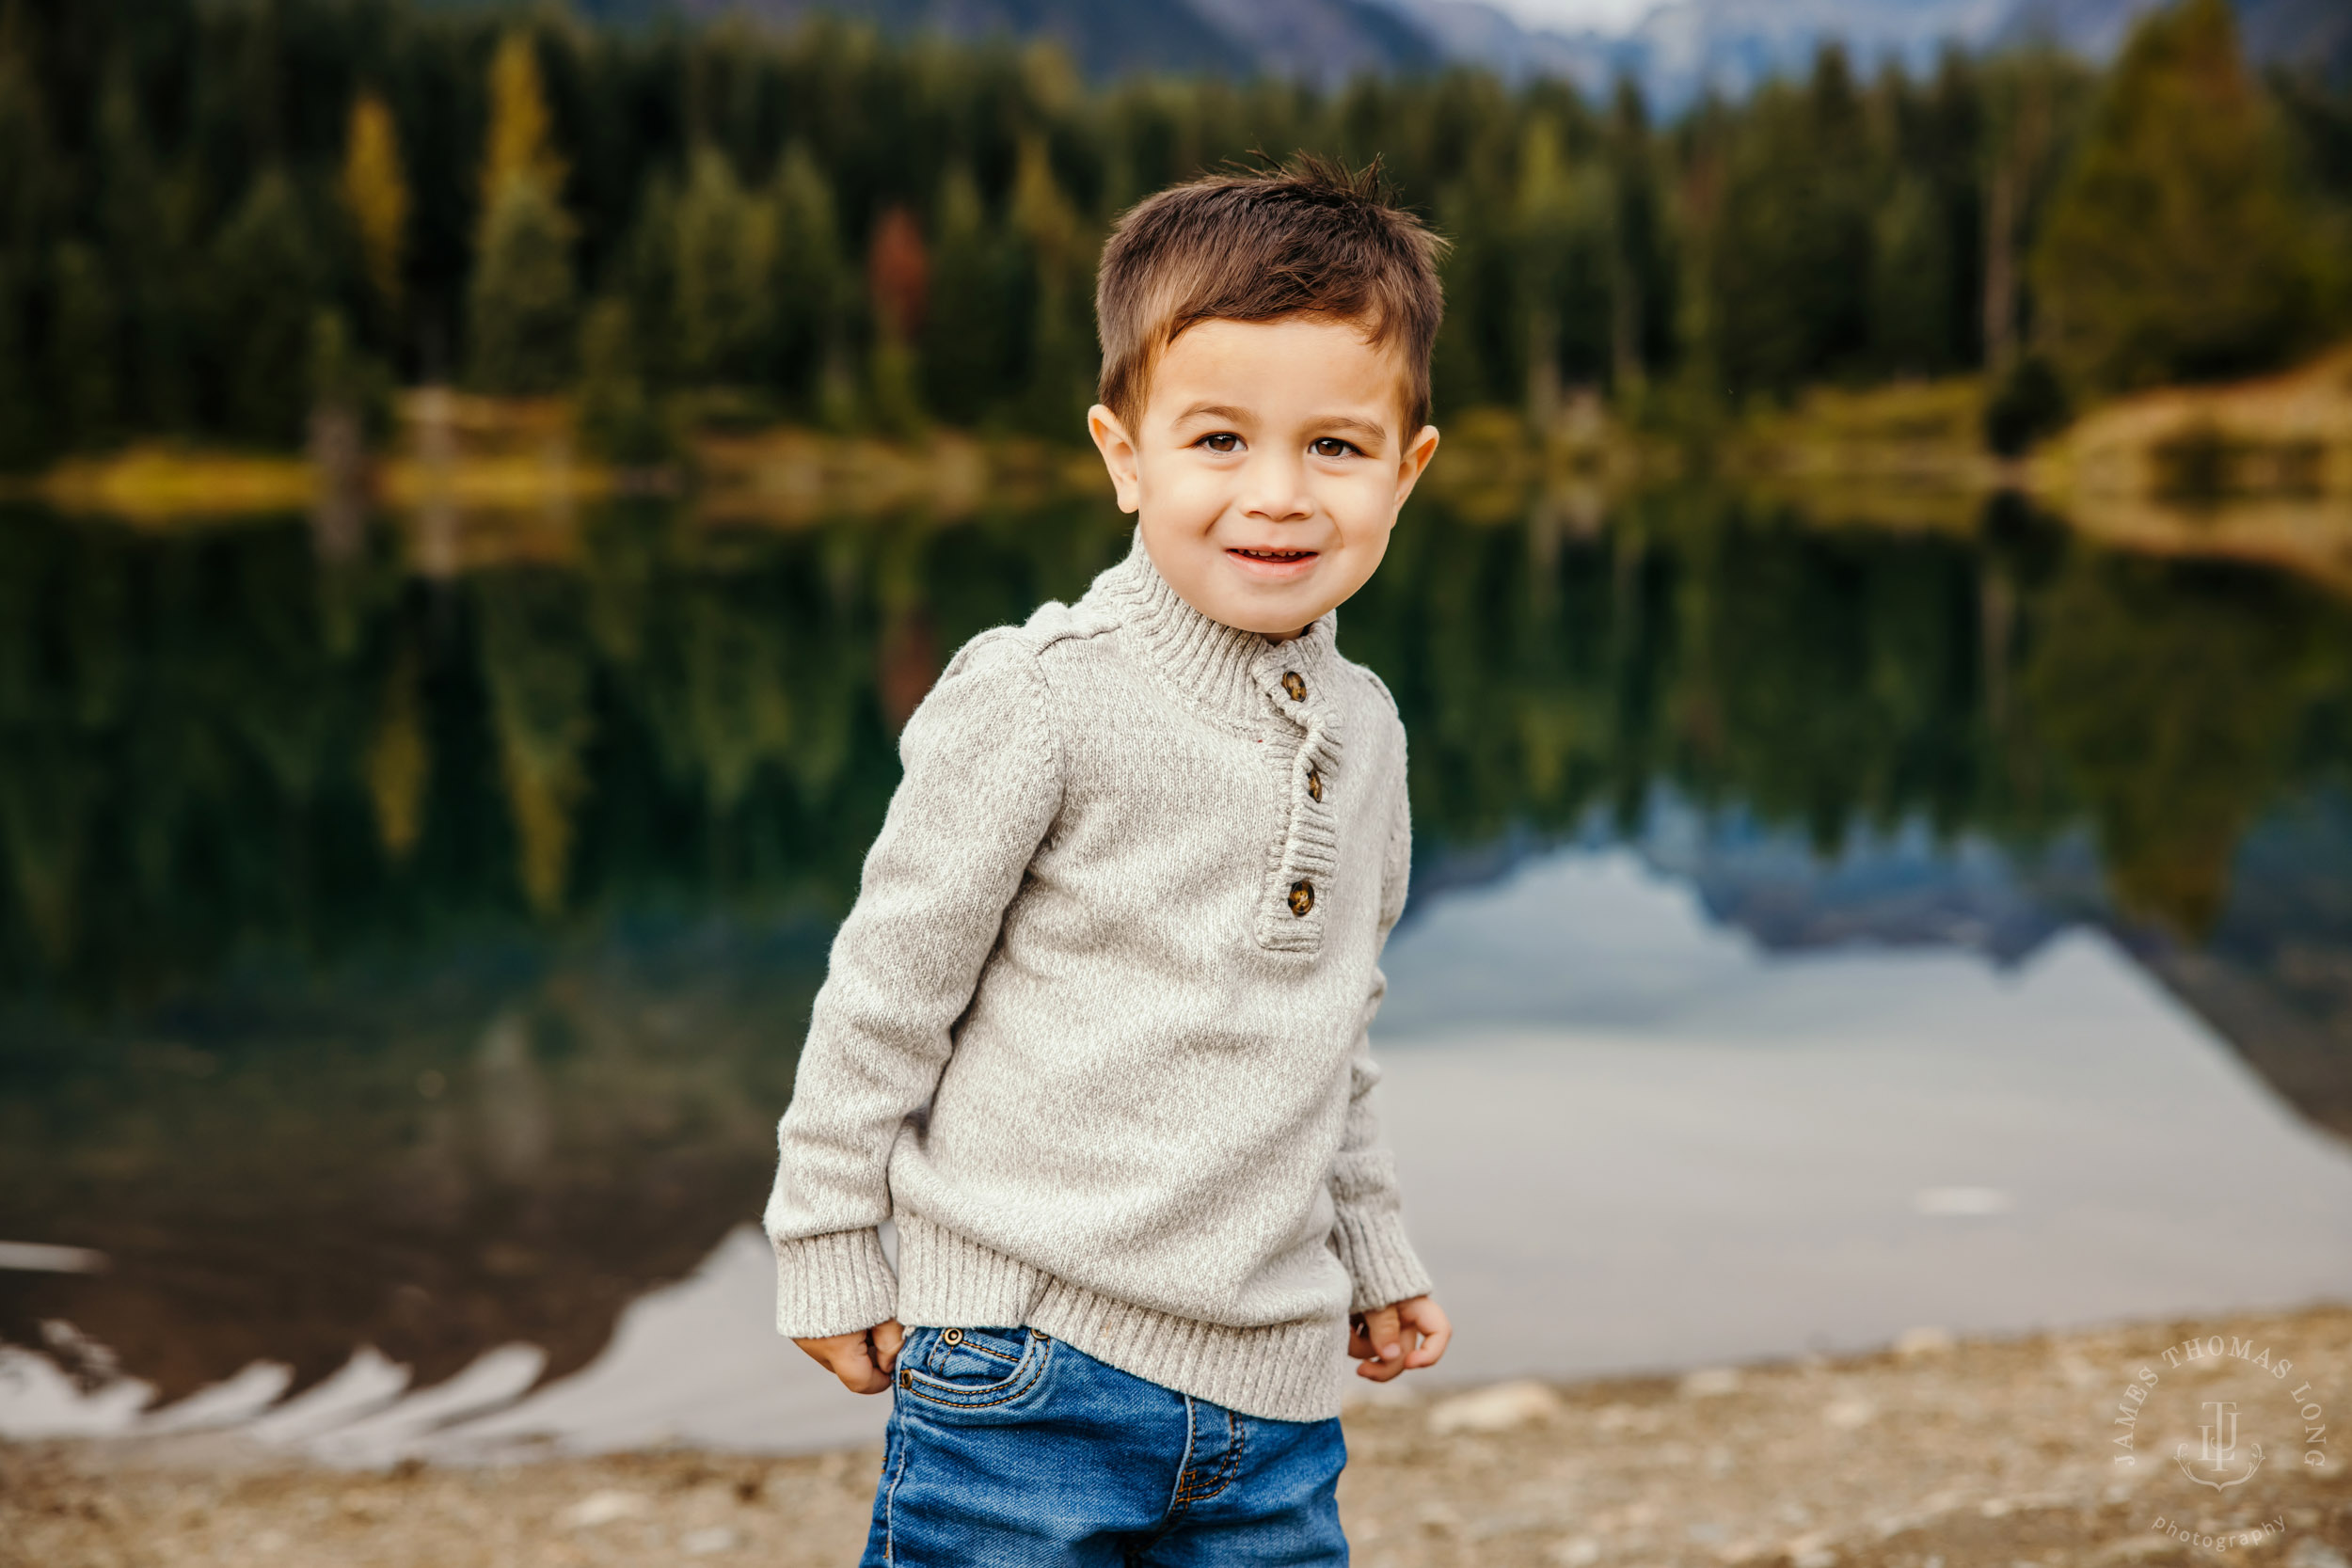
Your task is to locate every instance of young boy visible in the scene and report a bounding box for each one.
[764,156,1452,1564]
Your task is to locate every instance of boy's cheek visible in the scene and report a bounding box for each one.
[1139,469,1237,534]
[1324,479,1406,546]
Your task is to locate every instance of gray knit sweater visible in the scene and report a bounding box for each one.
[762,529,1432,1422]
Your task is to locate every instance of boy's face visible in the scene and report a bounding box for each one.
[1087,315,1440,641]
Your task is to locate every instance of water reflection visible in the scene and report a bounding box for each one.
[3,486,2350,1446]
[1373,855,2352,1385]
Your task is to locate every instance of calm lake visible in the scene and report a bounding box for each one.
[5,485,2351,1460]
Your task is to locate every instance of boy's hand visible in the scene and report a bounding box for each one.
[794,1320,905,1394]
[1348,1295,1451,1382]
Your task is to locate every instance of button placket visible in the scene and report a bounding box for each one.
[1251,641,1342,953]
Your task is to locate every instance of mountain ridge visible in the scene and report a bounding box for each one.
[577,0,2350,105]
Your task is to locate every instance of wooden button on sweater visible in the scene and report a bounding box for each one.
[1288,879,1314,917]
[1306,768,1324,802]
[1281,671,1307,702]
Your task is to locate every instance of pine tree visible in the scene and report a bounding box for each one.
[1708,48,1877,398]
[1869,174,1954,376]
[342,90,411,316]
[468,31,576,394]
[922,164,1016,427]
[1516,120,1576,423]
[205,168,326,444]
[576,294,665,463]
[1606,77,1659,400]
[673,144,777,386]
[48,241,120,447]
[95,71,194,436]
[481,31,567,213]
[469,179,578,395]
[2028,0,2324,391]
[1009,135,1091,437]
[770,142,850,423]
[0,251,37,467]
[0,6,54,466]
[1515,119,1616,421]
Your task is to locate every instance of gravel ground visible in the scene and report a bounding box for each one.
[6,1303,2348,1568]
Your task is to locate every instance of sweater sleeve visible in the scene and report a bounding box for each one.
[1326,744,1435,1313]
[762,630,1062,1338]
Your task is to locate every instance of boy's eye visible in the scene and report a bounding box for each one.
[1310,437,1359,459]
[1200,432,1241,453]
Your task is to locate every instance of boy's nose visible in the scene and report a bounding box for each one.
[1238,452,1314,523]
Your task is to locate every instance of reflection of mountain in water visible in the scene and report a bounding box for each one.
[1616,793,2352,1142]
[2123,798,2352,1146]
[1638,802,2082,965]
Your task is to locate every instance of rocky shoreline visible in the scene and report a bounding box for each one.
[6,1302,2348,1568]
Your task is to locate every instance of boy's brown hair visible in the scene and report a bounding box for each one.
[1095,153,1448,436]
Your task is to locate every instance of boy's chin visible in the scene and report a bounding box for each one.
[1206,594,1329,638]
[1145,535,1345,634]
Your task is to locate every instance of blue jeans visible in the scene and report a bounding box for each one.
[861,1323,1348,1566]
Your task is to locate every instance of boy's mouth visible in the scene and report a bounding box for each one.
[1225,546,1320,577]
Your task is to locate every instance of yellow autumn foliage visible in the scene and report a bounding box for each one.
[341,91,410,309]
[481,32,567,211]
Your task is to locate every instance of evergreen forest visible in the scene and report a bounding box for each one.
[1,0,2347,470]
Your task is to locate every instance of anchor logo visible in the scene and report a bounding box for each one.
[2174,1401,2264,1490]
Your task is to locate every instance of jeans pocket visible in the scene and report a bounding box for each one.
[897,1325,1051,1412]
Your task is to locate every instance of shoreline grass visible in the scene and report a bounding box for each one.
[10,346,2351,592]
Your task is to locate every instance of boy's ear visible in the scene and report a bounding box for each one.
[1087,404,1143,515]
[1391,423,1440,510]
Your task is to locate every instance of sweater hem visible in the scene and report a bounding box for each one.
[894,1213,1348,1423]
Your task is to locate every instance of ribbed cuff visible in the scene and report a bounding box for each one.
[771,1227,898,1338]
[1329,1205,1433,1313]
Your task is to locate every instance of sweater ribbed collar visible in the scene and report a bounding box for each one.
[1087,528,1340,723]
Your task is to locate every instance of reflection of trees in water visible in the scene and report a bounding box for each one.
[2022,554,2344,936]
[476,575,596,914]
[0,932,819,1405]
[5,487,2349,997]
[1346,490,2352,943]
[5,492,2352,1405]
